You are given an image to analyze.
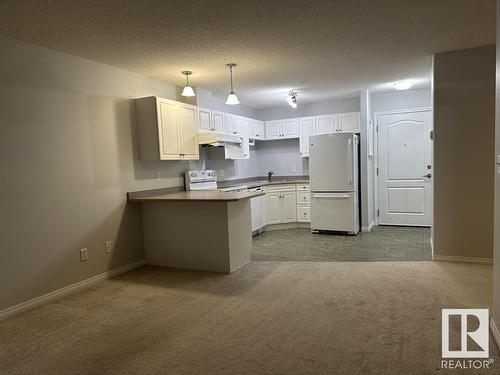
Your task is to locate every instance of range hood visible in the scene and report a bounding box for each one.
[198,132,242,147]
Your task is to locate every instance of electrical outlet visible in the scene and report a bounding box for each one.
[80,248,88,262]
[155,171,160,181]
[105,241,112,254]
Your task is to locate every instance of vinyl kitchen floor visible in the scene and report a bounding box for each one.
[252,226,432,262]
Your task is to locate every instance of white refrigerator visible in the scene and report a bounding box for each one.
[309,133,360,234]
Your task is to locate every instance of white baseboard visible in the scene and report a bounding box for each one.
[0,259,145,321]
[491,318,500,350]
[264,222,311,231]
[361,221,376,232]
[432,255,493,265]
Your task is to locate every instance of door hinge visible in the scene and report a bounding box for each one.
[430,130,434,140]
[377,209,380,217]
[376,167,379,176]
[376,125,379,133]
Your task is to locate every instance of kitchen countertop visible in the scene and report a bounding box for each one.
[217,176,309,189]
[128,190,265,202]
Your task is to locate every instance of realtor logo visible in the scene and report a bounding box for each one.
[442,309,489,358]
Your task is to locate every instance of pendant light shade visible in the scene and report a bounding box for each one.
[181,71,196,97]
[225,63,239,105]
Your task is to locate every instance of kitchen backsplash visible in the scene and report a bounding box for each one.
[205,138,309,181]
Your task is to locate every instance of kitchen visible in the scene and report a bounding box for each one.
[128,85,432,270]
[0,1,498,374]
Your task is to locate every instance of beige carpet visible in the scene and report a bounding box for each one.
[0,262,498,374]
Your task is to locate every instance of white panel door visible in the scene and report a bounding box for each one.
[266,193,281,224]
[339,112,360,133]
[281,119,299,139]
[316,114,337,134]
[157,99,180,160]
[226,114,238,134]
[255,121,265,139]
[281,192,297,223]
[299,117,316,157]
[198,107,212,131]
[377,110,432,226]
[266,121,281,139]
[212,110,225,132]
[235,117,248,136]
[177,103,199,160]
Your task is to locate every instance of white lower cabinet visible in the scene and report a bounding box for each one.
[282,192,297,223]
[297,206,311,222]
[296,183,311,223]
[264,184,304,225]
[265,192,282,224]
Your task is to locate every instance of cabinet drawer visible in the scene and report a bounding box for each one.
[265,184,296,193]
[296,184,310,191]
[297,192,310,205]
[297,206,311,222]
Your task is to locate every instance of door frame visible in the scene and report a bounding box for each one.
[373,107,433,228]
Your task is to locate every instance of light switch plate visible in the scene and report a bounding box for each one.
[496,155,500,164]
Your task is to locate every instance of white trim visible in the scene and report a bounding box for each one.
[374,107,433,228]
[432,255,493,264]
[491,318,500,350]
[263,222,311,232]
[430,236,434,257]
[361,221,376,232]
[0,259,145,321]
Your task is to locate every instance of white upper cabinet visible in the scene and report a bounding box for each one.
[265,119,299,139]
[235,116,248,136]
[254,121,265,140]
[225,114,238,135]
[299,116,316,157]
[266,121,282,139]
[281,119,299,139]
[338,112,360,133]
[246,119,265,140]
[177,103,199,160]
[316,114,338,135]
[135,96,199,161]
[212,110,225,133]
[198,107,212,131]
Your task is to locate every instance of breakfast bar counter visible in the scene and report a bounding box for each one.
[128,188,263,274]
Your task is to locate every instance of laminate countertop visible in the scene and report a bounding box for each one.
[217,178,310,190]
[128,190,265,203]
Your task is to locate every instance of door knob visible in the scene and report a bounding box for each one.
[423,173,432,178]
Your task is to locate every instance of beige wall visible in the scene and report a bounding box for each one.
[493,0,500,343]
[433,45,495,260]
[0,36,208,311]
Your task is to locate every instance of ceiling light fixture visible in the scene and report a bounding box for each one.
[225,63,240,105]
[393,80,413,91]
[287,90,298,108]
[181,71,195,97]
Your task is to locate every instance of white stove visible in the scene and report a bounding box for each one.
[185,170,249,193]
[185,170,217,191]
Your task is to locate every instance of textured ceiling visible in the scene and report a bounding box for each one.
[0,0,495,108]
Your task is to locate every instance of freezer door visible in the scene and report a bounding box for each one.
[309,133,357,192]
[310,192,359,233]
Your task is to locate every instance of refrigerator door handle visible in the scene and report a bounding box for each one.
[312,193,350,199]
[347,138,353,185]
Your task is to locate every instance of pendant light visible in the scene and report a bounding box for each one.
[225,63,240,105]
[181,71,195,97]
